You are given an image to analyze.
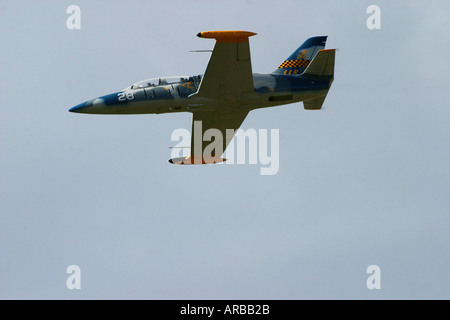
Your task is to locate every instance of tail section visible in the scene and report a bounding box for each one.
[301,49,335,110]
[302,49,335,77]
[272,36,327,76]
[303,95,327,110]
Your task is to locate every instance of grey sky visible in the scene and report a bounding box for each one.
[1,0,449,299]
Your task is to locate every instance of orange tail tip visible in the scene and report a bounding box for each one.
[196,30,257,43]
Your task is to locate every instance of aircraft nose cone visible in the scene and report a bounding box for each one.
[69,102,87,113]
[69,98,105,114]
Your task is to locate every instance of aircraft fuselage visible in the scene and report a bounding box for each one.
[69,73,333,115]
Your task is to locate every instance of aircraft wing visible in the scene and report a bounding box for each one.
[169,31,256,165]
[196,31,257,97]
[168,110,248,165]
[190,109,249,160]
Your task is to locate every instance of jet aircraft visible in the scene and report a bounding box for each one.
[69,31,335,164]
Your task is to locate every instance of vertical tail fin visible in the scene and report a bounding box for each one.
[302,49,336,110]
[302,49,335,77]
[273,36,327,76]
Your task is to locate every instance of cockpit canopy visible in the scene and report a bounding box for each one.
[127,76,194,90]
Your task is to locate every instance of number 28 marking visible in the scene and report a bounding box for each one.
[118,92,134,101]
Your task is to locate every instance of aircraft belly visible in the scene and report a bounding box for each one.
[241,89,328,111]
[103,98,187,115]
[106,100,159,114]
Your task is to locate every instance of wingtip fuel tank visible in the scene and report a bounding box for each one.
[168,156,227,165]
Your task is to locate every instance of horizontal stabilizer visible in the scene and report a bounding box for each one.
[303,95,327,110]
[303,49,335,77]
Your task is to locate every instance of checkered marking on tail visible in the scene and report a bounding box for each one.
[277,59,311,69]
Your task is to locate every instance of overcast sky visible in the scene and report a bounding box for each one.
[1,0,449,299]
